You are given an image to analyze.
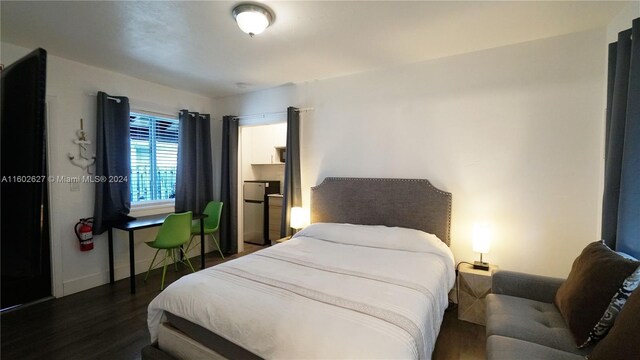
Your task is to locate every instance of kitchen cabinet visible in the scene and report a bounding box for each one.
[247,124,286,165]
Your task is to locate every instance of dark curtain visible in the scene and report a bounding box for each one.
[175,110,214,213]
[93,92,131,234]
[281,107,302,237]
[220,115,239,254]
[602,18,640,258]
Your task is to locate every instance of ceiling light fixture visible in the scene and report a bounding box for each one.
[232,3,273,37]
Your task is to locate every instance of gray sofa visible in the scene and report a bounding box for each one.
[486,270,592,360]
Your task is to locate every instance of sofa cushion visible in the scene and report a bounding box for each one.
[553,241,639,347]
[486,294,589,355]
[487,335,584,360]
[589,288,640,360]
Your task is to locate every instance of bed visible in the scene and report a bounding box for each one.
[146,177,454,360]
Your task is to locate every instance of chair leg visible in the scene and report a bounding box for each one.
[210,233,225,259]
[171,249,178,272]
[185,234,196,254]
[180,247,196,273]
[145,249,161,282]
[160,250,169,290]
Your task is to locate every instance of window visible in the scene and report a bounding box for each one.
[129,112,179,204]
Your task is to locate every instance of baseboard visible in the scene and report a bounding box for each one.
[62,250,211,296]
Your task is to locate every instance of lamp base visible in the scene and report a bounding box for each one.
[473,261,490,271]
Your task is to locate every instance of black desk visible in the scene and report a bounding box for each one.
[108,213,208,294]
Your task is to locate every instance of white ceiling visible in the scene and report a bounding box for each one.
[1,1,628,98]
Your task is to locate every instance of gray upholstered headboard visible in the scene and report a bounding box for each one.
[310,177,452,246]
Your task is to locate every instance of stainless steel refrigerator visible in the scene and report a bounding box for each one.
[243,181,280,245]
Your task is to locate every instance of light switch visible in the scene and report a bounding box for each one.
[70,182,80,192]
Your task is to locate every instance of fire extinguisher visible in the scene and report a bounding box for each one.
[75,218,94,251]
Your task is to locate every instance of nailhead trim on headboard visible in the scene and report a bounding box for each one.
[311,177,452,246]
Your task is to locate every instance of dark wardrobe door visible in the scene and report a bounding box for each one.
[1,48,52,309]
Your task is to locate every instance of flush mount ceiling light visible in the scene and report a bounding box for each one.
[232,3,273,37]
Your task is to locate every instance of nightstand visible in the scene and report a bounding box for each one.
[457,263,498,325]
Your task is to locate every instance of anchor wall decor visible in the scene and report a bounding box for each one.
[67,118,96,173]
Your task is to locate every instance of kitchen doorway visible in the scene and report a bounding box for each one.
[237,121,286,253]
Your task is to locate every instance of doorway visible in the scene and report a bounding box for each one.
[1,49,52,310]
[237,122,287,252]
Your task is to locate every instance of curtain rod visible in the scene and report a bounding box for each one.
[84,92,123,103]
[228,107,314,121]
[85,93,180,118]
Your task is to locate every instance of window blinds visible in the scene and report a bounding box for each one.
[129,112,179,203]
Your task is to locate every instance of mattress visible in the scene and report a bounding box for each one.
[148,223,455,359]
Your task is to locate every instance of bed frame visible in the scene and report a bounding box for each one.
[142,177,453,360]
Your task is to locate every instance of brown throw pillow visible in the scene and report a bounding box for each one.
[553,241,639,347]
[589,289,640,359]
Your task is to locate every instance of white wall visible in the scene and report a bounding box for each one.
[606,2,639,43]
[1,42,215,296]
[215,29,607,278]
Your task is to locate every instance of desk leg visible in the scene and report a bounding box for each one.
[108,228,114,284]
[200,218,205,270]
[129,231,136,294]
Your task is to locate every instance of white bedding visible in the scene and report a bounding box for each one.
[148,223,455,359]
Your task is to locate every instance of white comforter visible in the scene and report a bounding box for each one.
[148,223,455,359]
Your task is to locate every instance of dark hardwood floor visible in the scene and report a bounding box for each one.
[434,308,487,360]
[1,245,485,360]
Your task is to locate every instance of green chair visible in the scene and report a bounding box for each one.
[186,201,224,259]
[144,212,195,290]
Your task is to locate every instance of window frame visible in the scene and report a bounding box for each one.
[128,110,179,211]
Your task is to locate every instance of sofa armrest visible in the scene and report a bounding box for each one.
[492,270,565,303]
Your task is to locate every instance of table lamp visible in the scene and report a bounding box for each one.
[290,207,307,234]
[472,223,491,271]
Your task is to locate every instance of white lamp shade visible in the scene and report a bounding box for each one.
[472,223,491,254]
[233,4,273,36]
[235,11,269,35]
[289,207,308,230]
